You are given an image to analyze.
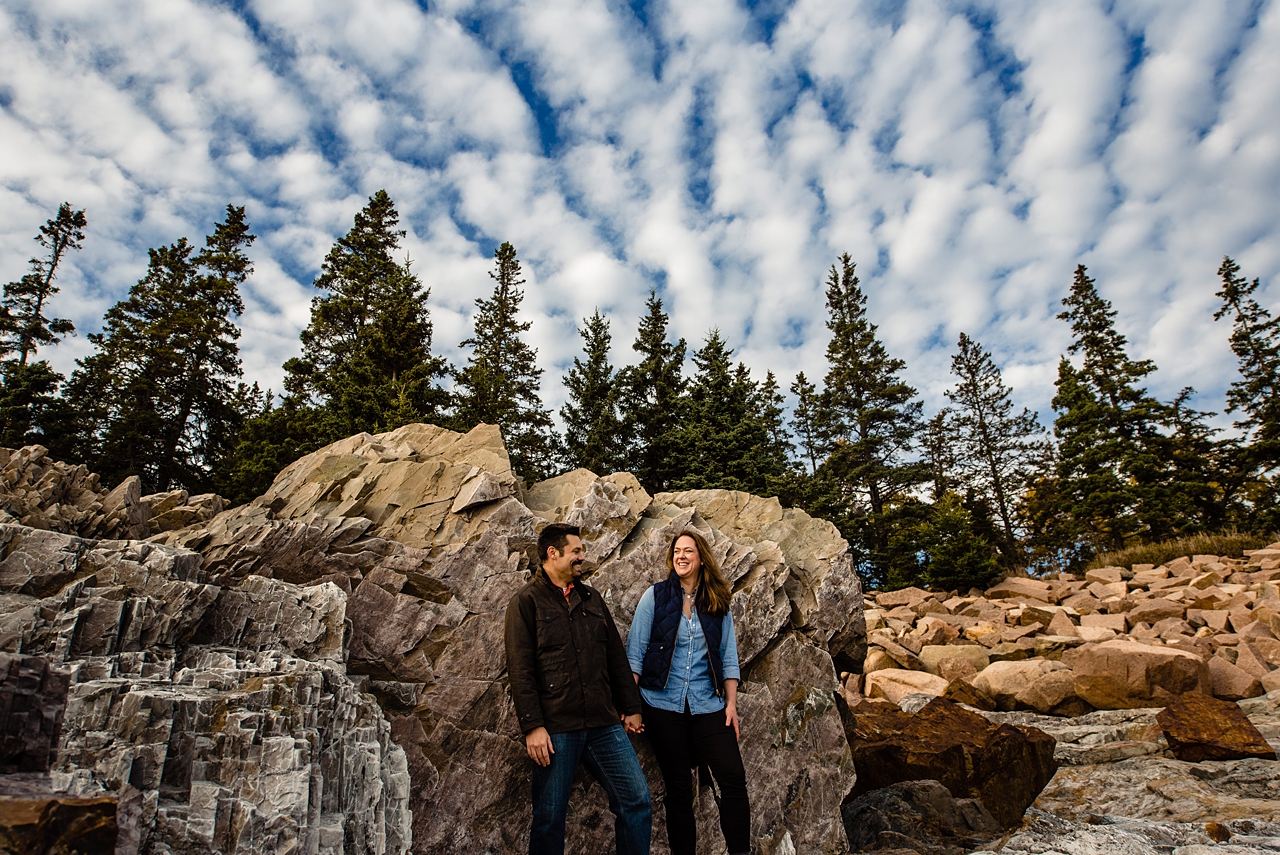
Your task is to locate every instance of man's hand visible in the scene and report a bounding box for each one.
[526,727,555,767]
[724,700,740,740]
[623,713,644,734]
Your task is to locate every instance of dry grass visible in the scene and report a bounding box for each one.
[1086,530,1279,570]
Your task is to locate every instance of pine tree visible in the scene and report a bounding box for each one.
[0,202,85,365]
[1053,265,1171,551]
[790,371,825,475]
[946,333,1048,565]
[668,332,792,495]
[561,309,626,474]
[0,203,87,450]
[815,253,927,583]
[616,291,687,492]
[1214,256,1280,473]
[285,191,448,435]
[887,493,1001,593]
[65,206,256,493]
[921,409,958,502]
[453,241,559,482]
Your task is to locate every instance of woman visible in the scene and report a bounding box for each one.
[626,529,750,855]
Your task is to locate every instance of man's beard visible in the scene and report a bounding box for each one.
[571,560,585,578]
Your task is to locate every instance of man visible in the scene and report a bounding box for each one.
[505,522,652,855]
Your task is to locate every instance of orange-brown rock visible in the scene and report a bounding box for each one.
[986,577,1054,602]
[1126,597,1185,624]
[1015,670,1092,717]
[1208,654,1264,700]
[864,668,948,703]
[1063,639,1211,709]
[840,697,1057,828]
[0,777,116,855]
[942,677,996,710]
[1156,691,1277,762]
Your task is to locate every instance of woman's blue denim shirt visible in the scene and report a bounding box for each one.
[626,585,741,714]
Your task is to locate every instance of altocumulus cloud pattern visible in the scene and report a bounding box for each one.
[0,0,1277,420]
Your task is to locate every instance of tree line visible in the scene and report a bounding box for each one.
[2,192,1277,590]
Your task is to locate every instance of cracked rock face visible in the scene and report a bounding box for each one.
[147,423,866,855]
[0,524,410,855]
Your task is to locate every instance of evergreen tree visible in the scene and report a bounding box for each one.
[1053,265,1172,551]
[1214,256,1280,474]
[0,203,86,450]
[453,241,559,482]
[946,332,1048,565]
[616,291,687,492]
[65,206,256,492]
[284,190,448,434]
[753,370,794,482]
[790,371,824,475]
[815,254,927,584]
[921,409,958,502]
[885,493,1001,593]
[561,309,626,473]
[215,393,321,506]
[221,192,450,502]
[0,202,85,365]
[670,335,792,495]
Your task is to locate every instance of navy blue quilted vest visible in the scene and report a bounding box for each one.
[638,573,725,696]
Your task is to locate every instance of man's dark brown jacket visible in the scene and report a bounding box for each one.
[504,571,642,735]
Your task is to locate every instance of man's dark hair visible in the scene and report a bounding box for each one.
[537,523,581,566]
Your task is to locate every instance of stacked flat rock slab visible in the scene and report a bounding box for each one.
[0,445,225,540]
[851,547,1280,716]
[145,423,864,855]
[0,525,410,855]
[0,652,119,854]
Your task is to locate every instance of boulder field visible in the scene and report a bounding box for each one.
[851,550,1280,713]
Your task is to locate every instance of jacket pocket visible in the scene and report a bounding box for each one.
[535,608,571,652]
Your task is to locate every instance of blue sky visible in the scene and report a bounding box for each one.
[1,0,1278,430]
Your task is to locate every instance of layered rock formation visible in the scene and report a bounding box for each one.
[0,523,410,854]
[1,652,119,854]
[0,445,224,540]
[2,424,866,854]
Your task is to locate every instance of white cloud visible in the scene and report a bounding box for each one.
[0,0,1277,432]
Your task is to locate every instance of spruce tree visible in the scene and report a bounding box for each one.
[65,206,256,492]
[285,190,448,434]
[453,241,559,482]
[790,371,825,475]
[1053,265,1171,551]
[1214,256,1280,474]
[0,203,86,451]
[922,409,958,501]
[946,332,1048,565]
[616,291,687,492]
[815,253,927,583]
[561,309,626,474]
[668,332,791,495]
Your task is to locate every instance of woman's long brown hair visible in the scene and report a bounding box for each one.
[666,529,732,616]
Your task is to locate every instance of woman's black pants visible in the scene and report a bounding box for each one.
[642,700,750,855]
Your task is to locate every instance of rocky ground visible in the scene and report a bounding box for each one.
[851,551,1280,712]
[843,553,1280,854]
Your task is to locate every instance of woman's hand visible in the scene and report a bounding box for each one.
[724,678,740,739]
[724,701,740,739]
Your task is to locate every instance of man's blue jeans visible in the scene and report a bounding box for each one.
[530,724,652,855]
